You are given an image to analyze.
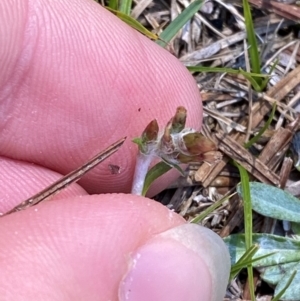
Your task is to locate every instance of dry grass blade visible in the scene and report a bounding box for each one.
[3,137,126,216]
[258,127,294,169]
[248,0,300,22]
[215,132,280,186]
[198,65,300,188]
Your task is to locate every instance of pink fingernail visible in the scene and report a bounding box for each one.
[119,225,218,301]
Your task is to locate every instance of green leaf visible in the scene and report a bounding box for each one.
[160,157,184,175]
[191,192,235,224]
[108,0,118,10]
[231,252,275,280]
[237,182,300,222]
[156,0,203,47]
[118,0,132,15]
[244,103,276,149]
[239,68,262,91]
[105,7,159,40]
[235,163,252,249]
[187,66,269,91]
[230,244,259,280]
[261,59,278,90]
[132,137,143,149]
[226,233,299,299]
[187,66,268,78]
[142,161,172,196]
[243,0,262,87]
[187,66,240,74]
[235,163,255,300]
[224,234,300,267]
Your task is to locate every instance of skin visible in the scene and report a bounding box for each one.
[0,0,230,300]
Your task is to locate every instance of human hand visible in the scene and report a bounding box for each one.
[0,0,230,300]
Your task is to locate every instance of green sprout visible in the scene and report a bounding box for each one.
[131,106,221,195]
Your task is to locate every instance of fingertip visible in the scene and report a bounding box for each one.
[119,224,230,301]
[0,194,185,300]
[0,0,202,194]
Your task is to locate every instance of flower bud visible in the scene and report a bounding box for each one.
[142,119,159,143]
[160,118,176,154]
[176,151,222,164]
[171,106,187,134]
[132,119,159,154]
[181,133,217,155]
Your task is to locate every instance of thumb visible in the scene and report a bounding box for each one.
[0,194,230,301]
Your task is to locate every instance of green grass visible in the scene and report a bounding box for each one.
[235,163,255,301]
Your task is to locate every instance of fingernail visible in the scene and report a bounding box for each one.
[118,224,230,301]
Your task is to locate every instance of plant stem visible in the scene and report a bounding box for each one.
[131,152,153,195]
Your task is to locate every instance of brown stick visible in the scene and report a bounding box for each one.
[3,137,126,216]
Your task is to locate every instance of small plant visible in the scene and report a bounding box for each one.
[131,106,221,195]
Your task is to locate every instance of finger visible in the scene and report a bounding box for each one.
[0,156,87,214]
[0,0,202,194]
[0,194,230,301]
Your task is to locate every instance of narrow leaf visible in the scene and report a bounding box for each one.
[187,66,268,78]
[273,268,298,301]
[156,0,203,47]
[118,0,132,15]
[239,68,262,91]
[235,163,252,249]
[105,7,159,40]
[108,0,118,10]
[230,244,259,280]
[261,59,278,90]
[243,0,262,86]
[191,192,236,224]
[142,161,172,196]
[235,163,255,300]
[244,103,276,149]
[231,253,275,278]
[187,66,268,90]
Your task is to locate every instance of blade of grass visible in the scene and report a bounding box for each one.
[190,192,236,224]
[108,0,118,10]
[235,163,255,301]
[156,0,203,47]
[105,7,160,40]
[187,66,267,78]
[235,163,252,248]
[239,68,263,92]
[230,244,258,280]
[187,66,268,91]
[272,271,297,301]
[230,251,276,280]
[243,0,262,87]
[118,0,132,15]
[244,103,276,149]
[261,59,279,90]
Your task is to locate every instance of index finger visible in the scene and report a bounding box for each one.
[0,0,202,194]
